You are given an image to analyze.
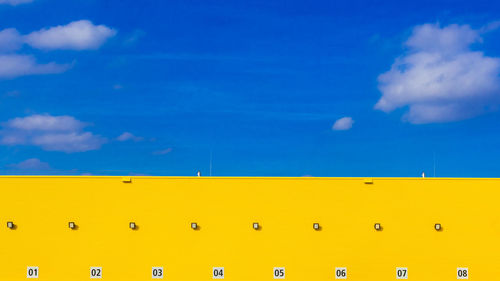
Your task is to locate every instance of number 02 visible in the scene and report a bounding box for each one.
[90,267,102,279]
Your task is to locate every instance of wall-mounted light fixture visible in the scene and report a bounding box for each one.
[253,222,260,230]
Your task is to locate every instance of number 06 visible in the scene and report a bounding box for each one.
[335,267,347,279]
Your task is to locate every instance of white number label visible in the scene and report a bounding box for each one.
[335,267,347,279]
[27,267,38,279]
[90,267,102,279]
[152,267,163,279]
[457,268,468,279]
[213,267,224,279]
[396,267,408,279]
[273,267,285,279]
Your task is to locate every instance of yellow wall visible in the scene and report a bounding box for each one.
[0,176,498,280]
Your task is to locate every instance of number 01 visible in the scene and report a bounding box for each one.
[27,267,38,279]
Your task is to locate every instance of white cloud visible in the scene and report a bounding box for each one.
[0,20,116,52]
[0,28,23,52]
[117,132,143,142]
[332,117,354,131]
[153,148,173,155]
[24,20,117,50]
[8,158,50,170]
[0,0,33,5]
[405,24,480,55]
[0,55,69,79]
[0,114,106,152]
[376,23,500,124]
[0,20,115,79]
[31,132,104,152]
[5,114,85,131]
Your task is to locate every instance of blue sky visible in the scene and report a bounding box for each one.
[0,0,500,177]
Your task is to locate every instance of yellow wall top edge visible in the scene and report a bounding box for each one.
[0,175,497,180]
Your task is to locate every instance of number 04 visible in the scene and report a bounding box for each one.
[213,267,224,279]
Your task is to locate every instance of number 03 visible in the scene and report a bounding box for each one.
[152,267,163,279]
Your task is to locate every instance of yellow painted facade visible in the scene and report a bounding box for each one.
[0,176,498,280]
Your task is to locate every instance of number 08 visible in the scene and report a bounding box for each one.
[457,268,468,279]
